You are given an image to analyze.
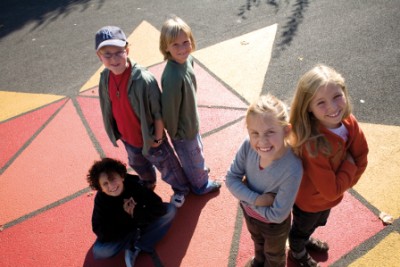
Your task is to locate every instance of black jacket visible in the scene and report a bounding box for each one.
[91,174,167,242]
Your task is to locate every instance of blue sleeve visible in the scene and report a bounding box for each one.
[225,139,260,205]
[254,156,303,223]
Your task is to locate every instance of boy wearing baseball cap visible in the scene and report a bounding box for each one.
[94,26,191,263]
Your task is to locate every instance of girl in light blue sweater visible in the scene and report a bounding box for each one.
[226,94,303,267]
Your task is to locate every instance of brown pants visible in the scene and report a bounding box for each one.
[241,205,291,267]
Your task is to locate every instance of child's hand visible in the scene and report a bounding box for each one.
[151,138,163,148]
[255,192,276,207]
[346,152,355,165]
[151,142,162,148]
[123,197,136,218]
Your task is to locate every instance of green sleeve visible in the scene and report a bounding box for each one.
[161,71,182,138]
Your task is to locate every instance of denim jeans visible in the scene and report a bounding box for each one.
[172,133,209,191]
[289,204,331,253]
[123,141,190,195]
[92,203,177,259]
[241,204,291,267]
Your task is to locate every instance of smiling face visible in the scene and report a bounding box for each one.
[165,30,192,64]
[247,113,290,163]
[97,46,129,75]
[99,172,125,197]
[308,83,347,128]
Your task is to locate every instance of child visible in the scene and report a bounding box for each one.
[87,157,176,266]
[95,26,191,208]
[225,94,303,267]
[288,65,369,267]
[159,16,221,198]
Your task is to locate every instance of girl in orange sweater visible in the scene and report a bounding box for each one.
[288,65,369,267]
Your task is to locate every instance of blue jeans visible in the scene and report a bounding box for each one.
[172,133,209,192]
[92,203,177,259]
[123,141,190,195]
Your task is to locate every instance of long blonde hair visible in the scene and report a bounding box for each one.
[289,64,352,156]
[159,15,196,60]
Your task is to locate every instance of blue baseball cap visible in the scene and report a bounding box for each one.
[95,26,127,51]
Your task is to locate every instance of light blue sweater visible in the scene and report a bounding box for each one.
[226,138,303,223]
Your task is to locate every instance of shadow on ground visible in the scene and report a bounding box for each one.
[82,192,220,267]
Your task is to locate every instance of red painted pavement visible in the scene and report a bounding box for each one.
[0,99,66,169]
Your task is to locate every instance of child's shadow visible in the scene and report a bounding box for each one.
[82,192,219,267]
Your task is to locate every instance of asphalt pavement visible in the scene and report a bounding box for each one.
[1,0,400,126]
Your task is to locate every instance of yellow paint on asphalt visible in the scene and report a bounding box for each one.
[127,20,164,68]
[349,232,400,267]
[79,21,163,93]
[193,24,277,104]
[354,123,400,218]
[79,66,104,93]
[0,91,64,122]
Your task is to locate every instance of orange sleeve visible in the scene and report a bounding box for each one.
[347,116,369,186]
[302,145,358,202]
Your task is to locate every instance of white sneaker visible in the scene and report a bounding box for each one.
[170,193,185,208]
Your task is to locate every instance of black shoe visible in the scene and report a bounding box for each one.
[305,237,329,253]
[289,251,320,267]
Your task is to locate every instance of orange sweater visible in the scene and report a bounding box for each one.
[295,114,368,212]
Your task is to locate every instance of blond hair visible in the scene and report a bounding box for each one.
[159,15,196,60]
[247,94,290,127]
[289,64,352,156]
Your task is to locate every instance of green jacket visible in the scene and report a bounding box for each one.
[98,59,162,155]
[161,55,199,140]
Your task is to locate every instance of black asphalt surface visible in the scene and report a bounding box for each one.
[1,0,399,126]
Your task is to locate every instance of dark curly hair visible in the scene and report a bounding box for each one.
[86,158,127,191]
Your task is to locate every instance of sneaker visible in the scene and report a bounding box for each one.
[305,237,329,252]
[171,193,185,208]
[124,247,140,267]
[193,180,222,195]
[289,250,320,267]
[205,180,222,193]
